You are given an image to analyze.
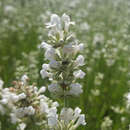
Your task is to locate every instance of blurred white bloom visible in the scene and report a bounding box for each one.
[42,64,50,70]
[48,107,58,127]
[60,108,73,124]
[73,70,85,79]
[38,86,46,94]
[91,89,100,96]
[86,67,92,72]
[21,75,28,83]
[48,83,62,93]
[74,107,81,119]
[125,92,130,108]
[4,5,16,14]
[45,47,56,60]
[2,92,19,105]
[69,83,83,96]
[26,106,35,115]
[47,13,74,34]
[40,41,52,50]
[0,99,8,105]
[121,117,126,123]
[17,123,26,130]
[40,69,51,79]
[10,113,20,124]
[106,59,115,67]
[97,73,104,80]
[75,55,85,66]
[75,114,86,127]
[11,94,20,103]
[18,93,26,100]
[49,60,59,68]
[40,99,49,113]
[80,22,90,31]
[52,102,59,108]
[61,13,75,32]
[75,43,84,52]
[101,116,113,130]
[111,106,124,114]
[46,14,61,31]
[63,43,75,54]
[94,73,104,86]
[59,107,86,128]
[0,79,4,89]
[93,33,104,44]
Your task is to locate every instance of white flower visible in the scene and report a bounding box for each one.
[48,83,62,93]
[42,64,50,70]
[69,83,83,96]
[0,98,8,105]
[60,107,73,124]
[75,114,86,127]
[11,94,19,103]
[61,13,75,32]
[101,116,112,129]
[47,107,58,127]
[4,5,16,13]
[40,41,52,50]
[46,14,61,32]
[73,107,81,120]
[25,106,35,115]
[49,60,59,68]
[40,99,49,113]
[125,92,130,108]
[40,69,50,79]
[59,107,86,128]
[21,75,28,83]
[75,55,85,66]
[0,79,4,89]
[63,43,74,54]
[74,43,84,52]
[38,86,46,94]
[10,113,20,124]
[73,70,85,79]
[17,123,26,130]
[18,93,26,100]
[45,47,56,60]
[1,92,19,105]
[13,108,25,118]
[93,33,104,44]
[52,102,59,107]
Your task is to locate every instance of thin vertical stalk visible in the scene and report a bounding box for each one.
[64,90,66,107]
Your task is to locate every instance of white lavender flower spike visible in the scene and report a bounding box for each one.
[40,13,86,129]
[41,13,86,97]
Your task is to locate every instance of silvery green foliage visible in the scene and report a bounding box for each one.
[40,13,86,97]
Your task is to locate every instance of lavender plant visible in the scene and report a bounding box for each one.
[40,13,86,129]
[40,14,85,97]
[0,14,86,130]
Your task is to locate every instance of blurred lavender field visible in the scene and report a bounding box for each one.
[0,0,130,129]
